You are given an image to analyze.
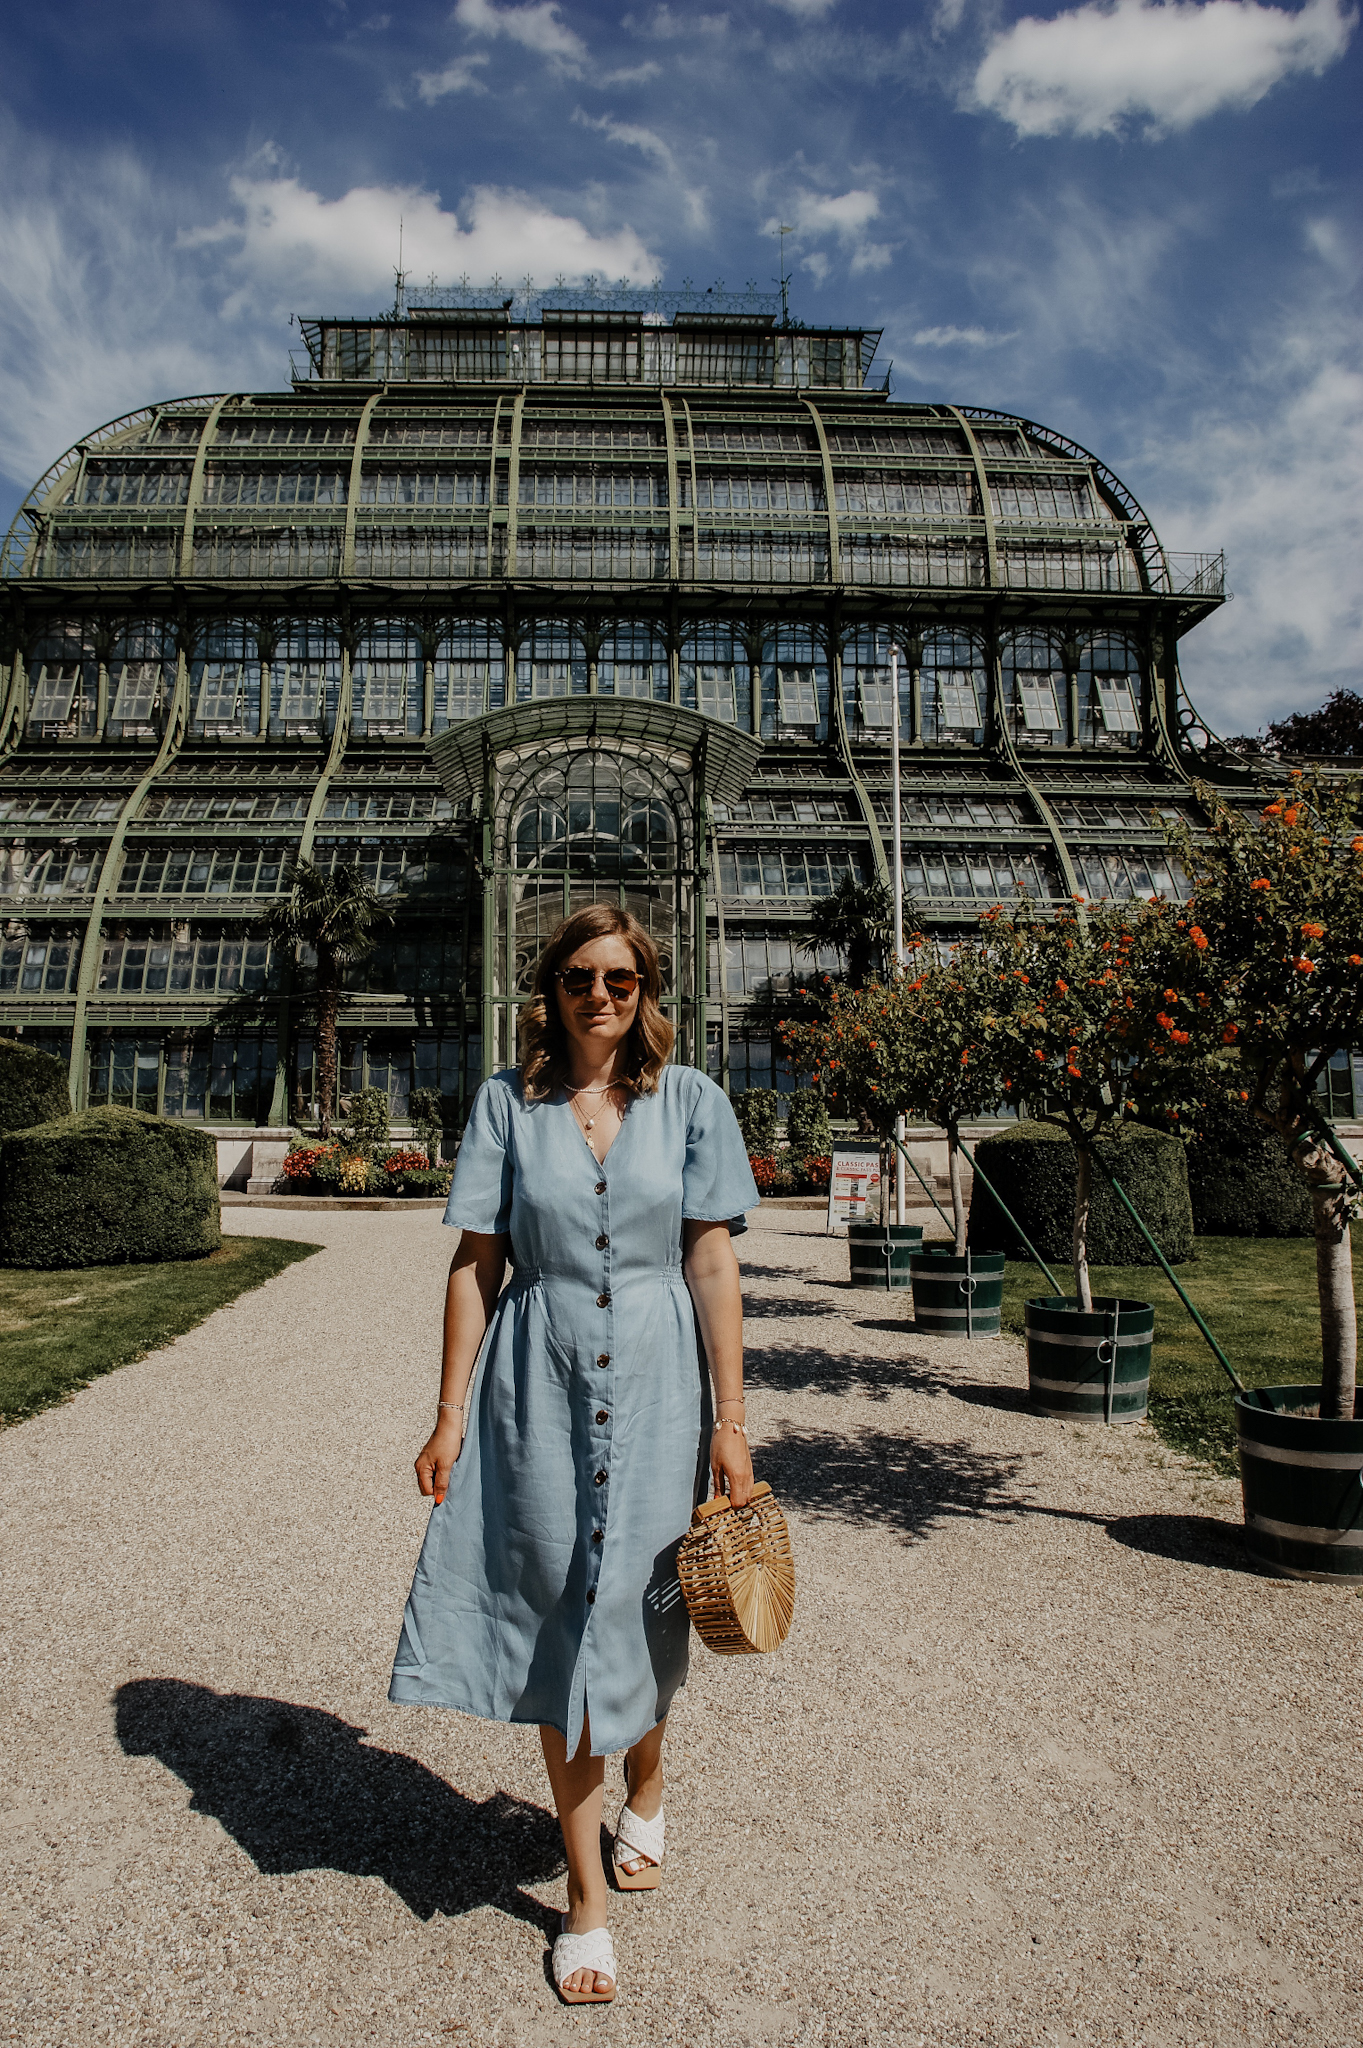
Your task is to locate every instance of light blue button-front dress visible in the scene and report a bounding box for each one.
[389,1064,758,1758]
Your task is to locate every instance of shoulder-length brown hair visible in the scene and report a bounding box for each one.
[519,904,674,1102]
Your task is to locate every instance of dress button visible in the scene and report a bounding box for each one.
[595,1234,609,1250]
[592,1529,603,1544]
[586,1589,596,1604]
[595,1181,607,1195]
[594,1470,607,1486]
[596,1292,611,1308]
[596,1409,609,1424]
[596,1353,610,1366]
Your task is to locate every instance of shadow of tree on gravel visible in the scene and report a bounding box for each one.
[745,1341,935,1403]
[115,1680,563,1925]
[760,1422,1033,1543]
[742,1292,849,1321]
[1104,1513,1259,1574]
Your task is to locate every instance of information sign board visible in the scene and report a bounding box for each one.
[825,1142,882,1232]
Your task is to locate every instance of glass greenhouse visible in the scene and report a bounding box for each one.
[4,281,1323,1137]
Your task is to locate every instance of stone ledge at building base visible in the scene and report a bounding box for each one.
[220,1192,446,1212]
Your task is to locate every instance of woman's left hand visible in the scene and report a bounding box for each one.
[710,1421,754,1507]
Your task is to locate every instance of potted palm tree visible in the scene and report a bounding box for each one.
[268,859,392,1139]
[989,895,1195,1420]
[1165,772,1363,1577]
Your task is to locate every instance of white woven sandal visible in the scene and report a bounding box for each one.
[551,1916,617,2004]
[612,1801,665,1891]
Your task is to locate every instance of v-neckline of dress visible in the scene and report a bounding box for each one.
[562,1088,631,1169]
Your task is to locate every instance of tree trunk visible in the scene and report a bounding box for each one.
[1072,1142,1094,1312]
[947,1122,967,1255]
[315,959,340,1140]
[1295,1132,1358,1420]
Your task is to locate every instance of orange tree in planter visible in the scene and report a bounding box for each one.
[985,895,1210,1313]
[780,941,1010,1252]
[1163,772,1363,1420]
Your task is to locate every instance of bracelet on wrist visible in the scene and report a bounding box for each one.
[437,1400,463,1421]
[716,1398,746,1412]
[712,1417,748,1438]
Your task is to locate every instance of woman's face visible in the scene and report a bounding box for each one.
[553,934,643,1069]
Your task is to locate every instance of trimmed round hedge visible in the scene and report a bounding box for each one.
[1179,1098,1312,1238]
[0,1107,221,1268]
[0,1039,71,1134]
[966,1119,1193,1267]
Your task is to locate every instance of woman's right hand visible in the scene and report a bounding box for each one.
[415,1415,465,1506]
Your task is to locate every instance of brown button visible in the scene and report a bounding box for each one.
[596,1409,609,1425]
[594,1470,607,1486]
[595,1181,607,1195]
[586,1589,596,1604]
[595,1234,609,1250]
[596,1353,610,1367]
[592,1529,603,1544]
[596,1292,611,1308]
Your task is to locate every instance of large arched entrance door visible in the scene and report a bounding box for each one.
[428,699,760,1085]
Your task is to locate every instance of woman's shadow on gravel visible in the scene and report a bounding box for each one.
[115,1679,563,1925]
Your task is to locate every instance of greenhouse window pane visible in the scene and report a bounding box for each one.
[195,662,244,723]
[1017,673,1062,731]
[697,667,737,723]
[857,671,894,727]
[936,671,981,728]
[29,664,81,725]
[1095,675,1140,731]
[778,666,818,724]
[111,662,162,721]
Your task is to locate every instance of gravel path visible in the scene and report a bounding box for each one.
[2,1206,1359,2048]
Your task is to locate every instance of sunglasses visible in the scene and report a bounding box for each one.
[556,966,642,1001]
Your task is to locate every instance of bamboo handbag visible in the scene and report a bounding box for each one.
[676,1481,795,1655]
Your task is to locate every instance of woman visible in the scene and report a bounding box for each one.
[390,904,758,2004]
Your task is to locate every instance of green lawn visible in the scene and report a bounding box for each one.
[0,1236,321,1426]
[994,1235,1363,1476]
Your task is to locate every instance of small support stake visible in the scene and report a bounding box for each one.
[955,1136,1066,1296]
[1089,1155,1250,1400]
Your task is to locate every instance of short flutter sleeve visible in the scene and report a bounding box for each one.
[443,1074,514,1234]
[681,1073,760,1236]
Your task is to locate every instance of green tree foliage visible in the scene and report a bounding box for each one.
[1264,689,1363,759]
[985,897,1199,1308]
[784,1088,832,1164]
[341,1085,390,1158]
[800,875,894,987]
[267,860,393,1138]
[0,1039,71,1133]
[781,944,1008,1251]
[0,1107,220,1269]
[731,1088,780,1156]
[409,1086,445,1164]
[1163,771,1363,1417]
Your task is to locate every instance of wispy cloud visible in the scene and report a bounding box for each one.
[911,324,1016,346]
[573,110,708,228]
[414,53,489,101]
[765,0,840,14]
[597,62,663,85]
[622,6,729,38]
[452,0,587,73]
[972,0,1356,139]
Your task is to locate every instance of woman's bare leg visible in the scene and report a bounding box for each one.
[539,1718,611,1997]
[618,1715,666,1877]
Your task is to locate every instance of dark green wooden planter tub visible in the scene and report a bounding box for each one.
[847,1222,923,1290]
[1235,1386,1363,1582]
[909,1249,1005,1336]
[1025,1295,1154,1424]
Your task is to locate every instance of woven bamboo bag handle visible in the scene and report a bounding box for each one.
[676,1480,796,1656]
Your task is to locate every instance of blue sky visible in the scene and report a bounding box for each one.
[0,0,1358,733]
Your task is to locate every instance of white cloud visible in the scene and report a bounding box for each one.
[912,324,1017,346]
[414,53,490,100]
[597,61,663,83]
[187,171,657,313]
[765,0,839,14]
[453,0,588,71]
[972,0,1355,139]
[765,188,893,275]
[1151,313,1363,733]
